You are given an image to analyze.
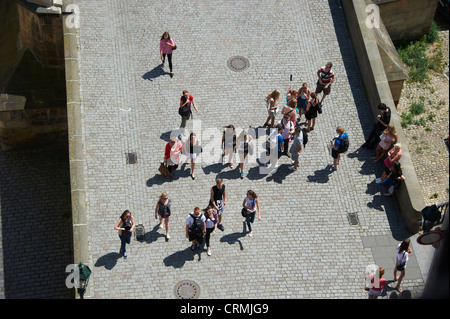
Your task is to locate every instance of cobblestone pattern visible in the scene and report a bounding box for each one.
[0,145,73,298]
[75,0,425,298]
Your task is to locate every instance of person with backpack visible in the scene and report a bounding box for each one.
[179,90,200,133]
[330,126,349,171]
[242,190,261,237]
[155,192,171,240]
[185,207,206,251]
[288,126,303,171]
[203,205,218,256]
[114,210,135,259]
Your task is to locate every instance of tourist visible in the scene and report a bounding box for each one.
[305,92,320,132]
[380,162,405,196]
[179,90,200,133]
[203,205,218,256]
[289,126,303,171]
[182,132,202,180]
[362,103,391,149]
[185,207,206,251]
[315,62,335,104]
[114,210,135,259]
[393,239,411,292]
[367,267,387,299]
[282,99,297,124]
[277,114,295,157]
[260,124,284,169]
[237,132,254,179]
[330,126,349,171]
[297,82,311,122]
[380,143,402,181]
[209,178,226,231]
[164,137,183,178]
[264,90,281,128]
[159,32,176,77]
[155,192,171,239]
[242,190,261,237]
[373,125,398,162]
[221,125,236,168]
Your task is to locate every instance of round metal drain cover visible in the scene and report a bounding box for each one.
[227,56,250,72]
[174,280,200,299]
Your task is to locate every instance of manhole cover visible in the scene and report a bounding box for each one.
[347,213,359,225]
[227,56,250,72]
[174,280,200,299]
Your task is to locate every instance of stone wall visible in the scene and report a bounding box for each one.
[342,0,425,234]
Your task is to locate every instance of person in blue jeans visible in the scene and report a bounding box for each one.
[114,210,135,259]
[330,126,348,171]
[242,190,261,237]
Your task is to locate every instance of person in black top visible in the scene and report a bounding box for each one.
[209,178,226,231]
[362,103,391,149]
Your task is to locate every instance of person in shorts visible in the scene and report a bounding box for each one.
[209,179,226,231]
[185,207,206,251]
[315,62,335,104]
[289,126,303,171]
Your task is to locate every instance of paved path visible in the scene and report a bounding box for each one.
[73,0,426,299]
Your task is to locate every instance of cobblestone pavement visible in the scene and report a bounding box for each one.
[73,0,428,299]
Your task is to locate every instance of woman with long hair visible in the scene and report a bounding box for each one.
[155,192,171,240]
[114,210,135,259]
[242,190,261,237]
[222,125,236,169]
[373,125,398,162]
[264,90,281,128]
[393,239,411,292]
[160,31,176,77]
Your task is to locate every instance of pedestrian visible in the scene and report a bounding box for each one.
[182,132,202,180]
[203,205,218,256]
[221,124,236,169]
[264,89,281,128]
[242,190,261,237]
[380,162,405,196]
[297,82,311,121]
[155,192,171,239]
[367,267,387,299]
[372,125,398,162]
[159,32,176,77]
[114,210,135,259]
[289,126,303,171]
[330,126,349,171]
[277,114,295,157]
[393,239,411,292]
[305,92,320,131]
[164,137,183,178]
[315,62,335,104]
[209,178,226,231]
[380,143,402,181]
[185,207,206,251]
[179,90,200,134]
[286,89,299,123]
[237,132,254,179]
[260,124,284,169]
[282,99,297,124]
[362,103,391,149]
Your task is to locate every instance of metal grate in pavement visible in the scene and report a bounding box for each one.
[227,56,250,72]
[347,212,359,225]
[126,152,137,164]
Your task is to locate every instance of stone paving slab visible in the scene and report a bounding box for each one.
[71,0,427,299]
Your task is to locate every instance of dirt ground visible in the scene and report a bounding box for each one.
[396,19,449,207]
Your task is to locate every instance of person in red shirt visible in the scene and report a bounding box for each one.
[367,267,387,299]
[164,137,182,178]
[179,90,200,132]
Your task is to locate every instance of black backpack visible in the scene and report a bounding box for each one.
[301,128,308,147]
[337,135,349,153]
[189,213,204,237]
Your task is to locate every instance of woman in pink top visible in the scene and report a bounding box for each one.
[373,125,398,162]
[160,32,176,77]
[367,267,387,299]
[380,143,402,181]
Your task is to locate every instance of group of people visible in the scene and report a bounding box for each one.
[114,179,260,258]
[361,103,405,196]
[366,239,412,298]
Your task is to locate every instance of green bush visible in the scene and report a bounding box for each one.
[410,101,426,115]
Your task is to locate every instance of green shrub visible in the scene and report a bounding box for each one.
[410,101,426,115]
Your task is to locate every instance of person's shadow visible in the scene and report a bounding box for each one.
[142,64,170,82]
[306,165,333,183]
[220,222,247,250]
[163,247,199,268]
[94,252,120,270]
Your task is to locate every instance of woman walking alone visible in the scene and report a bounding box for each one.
[242,190,261,237]
[160,32,176,77]
[393,239,411,292]
[155,192,172,240]
[114,210,135,259]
